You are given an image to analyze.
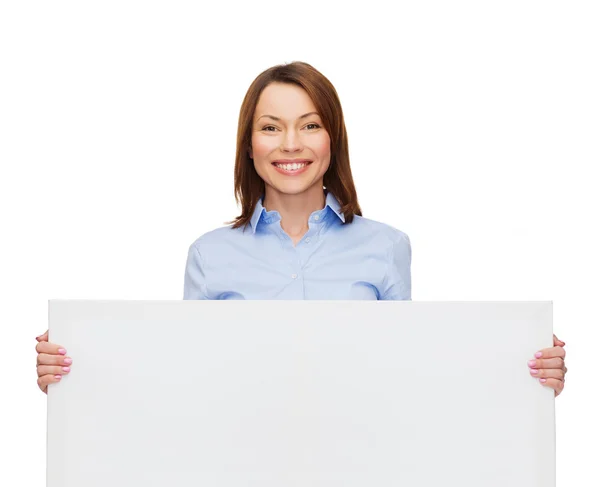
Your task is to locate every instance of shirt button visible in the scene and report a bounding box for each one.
[305,237,311,243]
[314,215,320,221]
[291,273,298,279]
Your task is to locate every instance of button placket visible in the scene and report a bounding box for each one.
[286,235,302,283]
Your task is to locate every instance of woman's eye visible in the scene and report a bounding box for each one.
[261,124,320,132]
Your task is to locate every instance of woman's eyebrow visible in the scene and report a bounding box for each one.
[257,111,320,122]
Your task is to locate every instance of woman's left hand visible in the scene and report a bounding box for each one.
[528,334,567,397]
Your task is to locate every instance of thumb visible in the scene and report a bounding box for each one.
[36,330,49,342]
[553,334,566,347]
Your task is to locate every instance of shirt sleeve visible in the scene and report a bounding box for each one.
[380,232,412,301]
[183,243,209,300]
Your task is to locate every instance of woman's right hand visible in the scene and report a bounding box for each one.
[35,330,72,394]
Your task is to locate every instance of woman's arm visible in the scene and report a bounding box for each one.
[183,243,209,300]
[380,232,412,301]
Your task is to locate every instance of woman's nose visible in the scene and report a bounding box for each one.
[281,130,303,152]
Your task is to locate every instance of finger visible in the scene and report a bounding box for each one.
[37,353,73,367]
[37,365,71,377]
[538,377,564,396]
[37,373,62,394]
[532,345,566,360]
[528,357,565,370]
[35,341,67,355]
[553,334,566,347]
[529,367,565,380]
[36,330,49,342]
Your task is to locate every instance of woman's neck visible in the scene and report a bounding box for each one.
[263,184,326,239]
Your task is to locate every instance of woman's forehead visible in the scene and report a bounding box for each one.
[255,83,318,119]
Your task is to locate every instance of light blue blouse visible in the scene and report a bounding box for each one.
[183,191,411,300]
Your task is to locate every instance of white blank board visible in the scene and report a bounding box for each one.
[47,300,555,486]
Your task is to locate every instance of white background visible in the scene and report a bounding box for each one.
[1,1,597,485]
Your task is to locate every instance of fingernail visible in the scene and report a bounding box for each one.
[535,352,542,358]
[540,378,547,383]
[58,349,66,355]
[54,375,62,380]
[530,369,538,375]
[63,357,72,365]
[62,367,70,372]
[528,360,536,367]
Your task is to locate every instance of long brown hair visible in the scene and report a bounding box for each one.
[229,61,362,229]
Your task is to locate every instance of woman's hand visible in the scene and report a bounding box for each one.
[528,334,567,397]
[35,330,72,394]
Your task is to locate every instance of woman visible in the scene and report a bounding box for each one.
[35,61,568,394]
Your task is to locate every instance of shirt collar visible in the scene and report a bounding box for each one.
[249,190,345,234]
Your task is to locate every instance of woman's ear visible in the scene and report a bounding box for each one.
[248,145,253,160]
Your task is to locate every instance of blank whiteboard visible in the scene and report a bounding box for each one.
[47,300,555,486]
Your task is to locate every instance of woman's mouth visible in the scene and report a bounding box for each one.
[272,161,312,175]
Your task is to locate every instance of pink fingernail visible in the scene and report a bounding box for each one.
[54,375,62,380]
[540,378,547,383]
[528,360,536,367]
[62,367,70,372]
[535,352,542,358]
[58,349,66,355]
[63,358,72,365]
[530,369,538,375]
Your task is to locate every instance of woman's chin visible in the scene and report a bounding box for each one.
[270,180,318,196]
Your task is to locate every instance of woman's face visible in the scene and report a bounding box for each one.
[250,82,331,198]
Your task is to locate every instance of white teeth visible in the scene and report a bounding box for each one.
[276,162,307,171]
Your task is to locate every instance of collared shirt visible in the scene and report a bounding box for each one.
[183,191,411,300]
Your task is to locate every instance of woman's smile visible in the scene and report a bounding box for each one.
[272,159,313,175]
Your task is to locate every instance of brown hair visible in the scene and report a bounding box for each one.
[229,61,362,229]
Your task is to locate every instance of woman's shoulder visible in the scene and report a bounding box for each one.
[347,214,410,246]
[188,223,247,252]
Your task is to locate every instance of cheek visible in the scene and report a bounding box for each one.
[251,135,277,161]
[313,133,331,161]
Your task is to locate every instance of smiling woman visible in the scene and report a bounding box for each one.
[34,60,567,397]
[251,85,331,196]
[182,61,412,301]
[231,62,362,232]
